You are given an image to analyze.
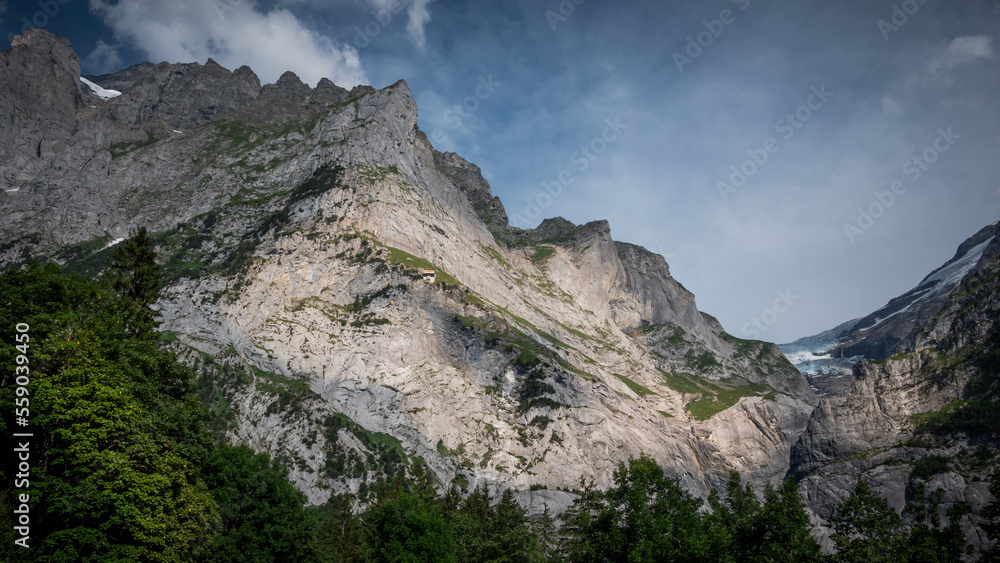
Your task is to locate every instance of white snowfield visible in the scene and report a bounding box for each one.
[103,237,125,249]
[80,76,122,100]
[859,236,995,331]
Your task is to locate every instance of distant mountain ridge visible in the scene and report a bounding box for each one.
[780,220,999,395]
[783,219,1000,550]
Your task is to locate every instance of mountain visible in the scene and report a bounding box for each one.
[4,30,997,552]
[0,29,815,512]
[780,221,999,396]
[783,222,1000,549]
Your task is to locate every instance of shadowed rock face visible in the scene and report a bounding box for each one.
[0,29,88,194]
[98,58,263,130]
[432,149,511,242]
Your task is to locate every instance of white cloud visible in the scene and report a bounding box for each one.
[881,95,903,115]
[83,39,124,75]
[405,0,433,50]
[928,35,993,76]
[358,0,433,49]
[88,0,368,87]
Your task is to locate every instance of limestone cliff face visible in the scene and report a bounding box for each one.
[791,354,954,476]
[1,30,815,508]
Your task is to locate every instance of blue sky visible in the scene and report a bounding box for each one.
[4,0,999,343]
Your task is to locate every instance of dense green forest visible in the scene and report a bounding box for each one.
[1,231,999,561]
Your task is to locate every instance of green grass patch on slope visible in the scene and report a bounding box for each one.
[613,374,656,397]
[658,369,719,395]
[373,243,461,286]
[478,242,513,269]
[108,130,159,158]
[56,234,117,277]
[356,162,401,183]
[685,387,760,421]
[530,246,555,264]
[911,398,1000,436]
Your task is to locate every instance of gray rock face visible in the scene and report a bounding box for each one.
[84,61,157,92]
[790,354,949,476]
[0,28,89,197]
[612,240,720,347]
[99,58,262,130]
[432,149,511,240]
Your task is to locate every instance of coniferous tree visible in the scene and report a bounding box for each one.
[315,494,364,563]
[199,444,319,563]
[903,483,973,562]
[103,227,162,338]
[754,479,823,562]
[557,477,604,561]
[534,504,559,562]
[829,479,906,563]
[448,485,543,562]
[361,489,456,562]
[568,453,715,562]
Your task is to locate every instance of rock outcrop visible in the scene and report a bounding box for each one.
[788,228,1000,551]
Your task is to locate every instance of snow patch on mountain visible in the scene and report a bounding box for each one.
[921,236,994,294]
[103,237,125,249]
[80,76,121,99]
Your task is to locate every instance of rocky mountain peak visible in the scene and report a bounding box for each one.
[275,69,306,88]
[10,27,79,67]
[557,219,610,246]
[4,28,84,118]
